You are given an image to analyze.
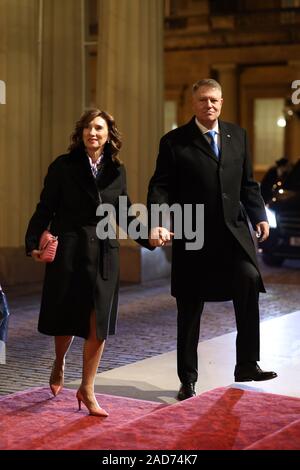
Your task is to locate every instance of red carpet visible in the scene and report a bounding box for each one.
[1,386,300,450]
[246,420,300,450]
[0,387,164,450]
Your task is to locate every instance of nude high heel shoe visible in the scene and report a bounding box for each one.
[49,360,64,397]
[76,389,109,417]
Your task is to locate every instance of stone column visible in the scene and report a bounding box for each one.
[213,63,238,123]
[0,0,83,285]
[40,0,83,176]
[0,0,40,249]
[96,0,166,282]
[96,0,164,204]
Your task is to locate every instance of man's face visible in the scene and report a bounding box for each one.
[192,86,223,129]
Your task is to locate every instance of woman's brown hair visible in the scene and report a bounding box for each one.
[69,108,122,163]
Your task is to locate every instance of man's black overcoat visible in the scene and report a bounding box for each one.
[148,118,267,300]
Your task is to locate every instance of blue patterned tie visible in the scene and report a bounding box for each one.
[206,130,220,158]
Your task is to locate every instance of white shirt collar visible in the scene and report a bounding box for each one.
[195,117,219,135]
[86,153,103,178]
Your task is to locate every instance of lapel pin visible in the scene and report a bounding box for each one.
[227,134,231,138]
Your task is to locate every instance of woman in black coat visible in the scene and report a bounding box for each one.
[26,108,149,417]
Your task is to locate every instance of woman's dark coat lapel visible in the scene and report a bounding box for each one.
[68,149,100,204]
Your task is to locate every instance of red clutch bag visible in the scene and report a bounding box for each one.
[39,230,58,263]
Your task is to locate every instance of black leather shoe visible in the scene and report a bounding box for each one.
[234,363,277,382]
[177,382,196,401]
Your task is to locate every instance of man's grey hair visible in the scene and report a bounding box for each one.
[192,78,222,95]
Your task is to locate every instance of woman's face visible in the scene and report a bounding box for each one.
[82,116,109,154]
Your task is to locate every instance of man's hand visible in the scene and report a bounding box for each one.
[255,221,269,243]
[149,227,174,247]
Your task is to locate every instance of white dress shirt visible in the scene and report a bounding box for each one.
[87,153,103,178]
[195,117,220,150]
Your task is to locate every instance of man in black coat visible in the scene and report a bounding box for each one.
[147,79,277,400]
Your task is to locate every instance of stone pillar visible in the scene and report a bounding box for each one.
[96,0,164,204]
[0,0,40,249]
[0,0,83,285]
[213,63,238,123]
[96,0,166,282]
[40,0,83,176]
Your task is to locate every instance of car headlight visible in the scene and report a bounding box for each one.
[266,207,277,228]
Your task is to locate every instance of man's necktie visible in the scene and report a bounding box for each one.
[206,130,220,158]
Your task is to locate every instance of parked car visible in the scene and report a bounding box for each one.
[260,159,300,266]
[260,157,293,204]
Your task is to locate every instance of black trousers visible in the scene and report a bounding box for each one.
[176,245,260,384]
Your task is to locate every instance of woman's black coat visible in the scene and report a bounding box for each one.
[26,147,149,340]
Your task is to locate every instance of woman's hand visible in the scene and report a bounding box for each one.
[149,227,174,247]
[31,249,44,262]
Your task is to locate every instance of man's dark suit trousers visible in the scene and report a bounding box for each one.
[176,242,260,384]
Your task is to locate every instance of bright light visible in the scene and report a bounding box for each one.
[266,207,277,228]
[277,117,286,128]
[278,189,284,194]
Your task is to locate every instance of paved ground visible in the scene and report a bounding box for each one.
[0,256,299,396]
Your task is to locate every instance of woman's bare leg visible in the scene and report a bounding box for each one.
[49,335,73,396]
[54,335,74,366]
[77,311,108,416]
